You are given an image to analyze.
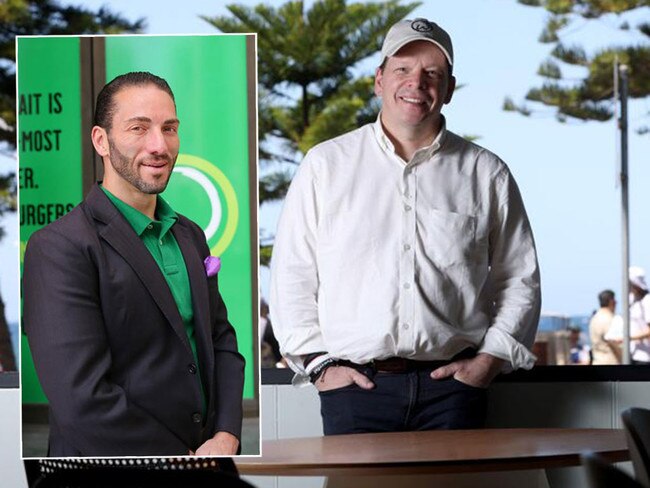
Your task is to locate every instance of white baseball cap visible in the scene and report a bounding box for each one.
[380,18,454,69]
[630,266,649,292]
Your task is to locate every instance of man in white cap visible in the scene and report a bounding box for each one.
[627,266,650,364]
[270,18,541,434]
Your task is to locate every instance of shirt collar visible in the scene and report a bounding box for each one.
[372,113,448,162]
[100,185,178,237]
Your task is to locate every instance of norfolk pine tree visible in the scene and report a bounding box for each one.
[504,0,650,133]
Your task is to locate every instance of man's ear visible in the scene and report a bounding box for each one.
[444,75,456,104]
[374,67,384,98]
[91,126,109,157]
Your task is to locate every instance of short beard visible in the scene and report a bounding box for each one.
[107,138,176,195]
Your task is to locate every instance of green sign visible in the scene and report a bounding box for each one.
[18,36,83,403]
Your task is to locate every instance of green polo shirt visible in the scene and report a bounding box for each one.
[101,186,206,416]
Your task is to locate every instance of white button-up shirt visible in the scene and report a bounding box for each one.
[270,118,541,380]
[629,295,650,362]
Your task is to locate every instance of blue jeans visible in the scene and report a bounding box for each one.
[318,366,487,435]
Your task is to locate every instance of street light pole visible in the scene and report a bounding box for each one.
[616,62,631,364]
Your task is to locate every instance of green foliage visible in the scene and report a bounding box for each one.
[259,244,273,268]
[0,173,15,213]
[204,0,420,204]
[539,15,569,42]
[0,173,16,242]
[504,96,532,115]
[537,59,563,78]
[639,22,650,36]
[299,76,376,153]
[509,0,650,129]
[537,0,648,16]
[259,170,293,203]
[551,43,588,66]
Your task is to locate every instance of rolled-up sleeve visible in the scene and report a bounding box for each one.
[479,167,541,370]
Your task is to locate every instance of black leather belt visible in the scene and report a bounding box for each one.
[370,357,451,373]
[364,349,477,373]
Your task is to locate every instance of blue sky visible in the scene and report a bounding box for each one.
[1,0,649,323]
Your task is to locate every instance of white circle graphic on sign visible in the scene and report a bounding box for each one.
[172,166,222,241]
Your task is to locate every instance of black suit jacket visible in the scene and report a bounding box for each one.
[23,184,245,456]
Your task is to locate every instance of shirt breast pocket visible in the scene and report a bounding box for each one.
[422,208,481,266]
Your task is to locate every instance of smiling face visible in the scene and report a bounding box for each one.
[92,83,180,199]
[375,40,455,139]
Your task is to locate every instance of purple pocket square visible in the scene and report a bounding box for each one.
[204,256,221,277]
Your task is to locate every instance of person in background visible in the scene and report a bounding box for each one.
[567,325,591,365]
[589,290,621,365]
[627,267,650,364]
[605,267,650,365]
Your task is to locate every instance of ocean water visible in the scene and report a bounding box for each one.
[538,315,591,332]
[538,314,593,346]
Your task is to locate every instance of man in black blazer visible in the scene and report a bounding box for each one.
[23,72,245,457]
